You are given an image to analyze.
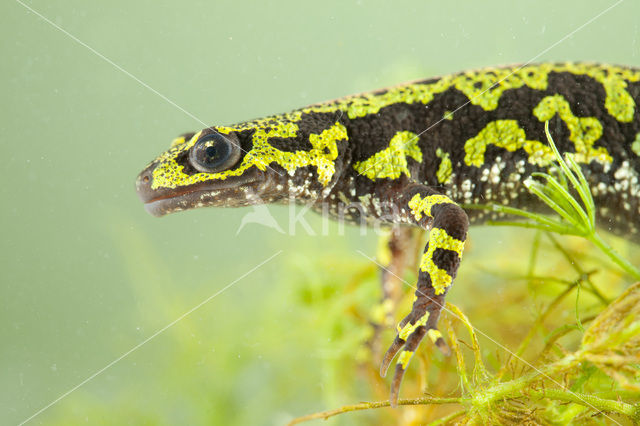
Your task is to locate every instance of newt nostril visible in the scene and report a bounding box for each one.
[136,171,151,188]
[135,165,157,203]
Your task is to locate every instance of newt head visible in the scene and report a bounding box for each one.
[136,127,275,217]
[136,112,350,217]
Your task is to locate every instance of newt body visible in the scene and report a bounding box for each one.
[136,63,640,403]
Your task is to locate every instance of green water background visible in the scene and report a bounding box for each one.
[2,1,640,424]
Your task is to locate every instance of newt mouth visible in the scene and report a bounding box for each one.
[136,164,264,217]
[141,181,262,216]
[142,188,219,217]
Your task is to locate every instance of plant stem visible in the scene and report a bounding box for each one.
[427,408,466,425]
[528,388,640,421]
[588,233,640,281]
[473,353,580,407]
[286,397,463,425]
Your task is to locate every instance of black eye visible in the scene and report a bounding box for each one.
[188,132,241,173]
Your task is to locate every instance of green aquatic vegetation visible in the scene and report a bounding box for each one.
[291,283,640,424]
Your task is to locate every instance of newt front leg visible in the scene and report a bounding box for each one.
[379,183,469,405]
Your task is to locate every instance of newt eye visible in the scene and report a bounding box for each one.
[188,132,241,173]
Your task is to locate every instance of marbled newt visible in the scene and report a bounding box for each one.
[136,63,640,405]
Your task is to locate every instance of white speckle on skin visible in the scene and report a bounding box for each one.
[480,168,489,182]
